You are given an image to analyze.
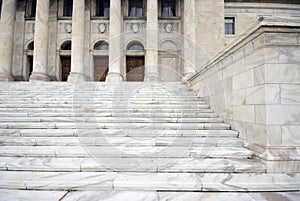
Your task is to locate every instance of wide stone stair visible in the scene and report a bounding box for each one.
[0,82,299,193]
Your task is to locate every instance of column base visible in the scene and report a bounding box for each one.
[67,72,88,82]
[29,72,50,82]
[0,73,14,82]
[105,72,123,82]
[144,72,160,82]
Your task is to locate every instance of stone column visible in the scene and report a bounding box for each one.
[30,0,50,81]
[182,0,196,81]
[106,0,123,82]
[144,0,159,82]
[68,0,87,82]
[0,0,16,81]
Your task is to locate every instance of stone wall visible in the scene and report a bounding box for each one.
[194,0,225,68]
[224,2,300,45]
[186,17,300,173]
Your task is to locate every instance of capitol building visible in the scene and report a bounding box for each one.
[0,0,299,200]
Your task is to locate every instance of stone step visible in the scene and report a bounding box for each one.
[0,129,239,137]
[0,103,210,109]
[0,112,219,118]
[0,117,224,123]
[0,100,207,105]
[0,146,253,159]
[0,136,243,147]
[0,108,215,113]
[0,122,231,130]
[0,97,203,102]
[0,171,298,191]
[0,157,265,173]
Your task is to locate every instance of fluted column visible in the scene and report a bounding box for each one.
[144,0,159,82]
[30,0,50,81]
[0,0,16,81]
[183,0,196,81]
[106,0,123,82]
[68,0,87,82]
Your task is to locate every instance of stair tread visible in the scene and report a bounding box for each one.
[0,136,243,146]
[0,157,265,173]
[0,146,253,159]
[0,171,298,191]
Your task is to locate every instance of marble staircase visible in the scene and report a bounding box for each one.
[0,82,299,193]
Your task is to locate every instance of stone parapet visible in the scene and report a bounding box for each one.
[186,16,300,173]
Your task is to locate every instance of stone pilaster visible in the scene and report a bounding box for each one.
[182,0,196,81]
[144,0,160,82]
[0,0,16,81]
[68,0,87,82]
[30,0,50,81]
[106,0,123,82]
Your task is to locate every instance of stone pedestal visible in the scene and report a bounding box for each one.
[182,0,196,81]
[106,0,123,82]
[0,0,16,81]
[30,0,50,82]
[68,0,88,82]
[144,0,160,82]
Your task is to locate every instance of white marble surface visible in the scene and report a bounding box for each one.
[0,189,67,201]
[1,190,299,201]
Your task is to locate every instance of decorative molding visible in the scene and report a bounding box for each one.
[98,23,106,34]
[131,23,139,33]
[159,21,180,33]
[65,23,72,33]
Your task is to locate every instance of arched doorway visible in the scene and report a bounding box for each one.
[126,42,145,82]
[93,41,109,82]
[25,41,34,81]
[60,41,71,81]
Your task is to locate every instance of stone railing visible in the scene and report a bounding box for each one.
[185,16,300,173]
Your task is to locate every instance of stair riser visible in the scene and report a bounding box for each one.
[0,123,231,130]
[0,104,210,109]
[0,129,239,137]
[0,137,244,147]
[0,117,224,123]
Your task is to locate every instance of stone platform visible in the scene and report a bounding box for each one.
[0,82,299,200]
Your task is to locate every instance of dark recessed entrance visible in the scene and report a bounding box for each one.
[60,56,71,82]
[126,56,145,82]
[94,56,109,82]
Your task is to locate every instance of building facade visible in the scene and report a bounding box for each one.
[0,0,298,83]
[0,0,299,174]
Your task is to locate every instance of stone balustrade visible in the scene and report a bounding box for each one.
[185,16,300,173]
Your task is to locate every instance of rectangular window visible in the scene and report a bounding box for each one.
[161,0,176,17]
[25,0,37,18]
[63,0,73,17]
[95,0,110,17]
[0,0,2,18]
[128,0,143,17]
[225,17,235,35]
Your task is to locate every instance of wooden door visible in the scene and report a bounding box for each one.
[94,56,109,82]
[126,56,144,81]
[61,56,71,82]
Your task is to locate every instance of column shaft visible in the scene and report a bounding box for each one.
[183,0,196,81]
[30,0,50,81]
[106,0,123,82]
[68,0,87,82]
[145,0,159,82]
[0,0,16,81]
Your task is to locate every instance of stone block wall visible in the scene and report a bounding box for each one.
[186,17,300,173]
